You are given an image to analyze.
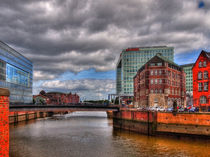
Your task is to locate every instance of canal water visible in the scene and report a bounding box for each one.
[10,112,210,157]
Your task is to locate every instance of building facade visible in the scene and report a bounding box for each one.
[134,54,186,109]
[35,91,80,105]
[0,41,33,104]
[180,63,193,93]
[193,50,210,111]
[116,46,174,97]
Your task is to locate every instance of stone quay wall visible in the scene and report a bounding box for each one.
[9,111,49,124]
[113,109,210,137]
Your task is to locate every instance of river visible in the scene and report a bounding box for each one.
[10,111,210,157]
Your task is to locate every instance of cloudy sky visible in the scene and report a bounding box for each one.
[0,0,210,100]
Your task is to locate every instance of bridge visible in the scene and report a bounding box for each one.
[9,104,120,112]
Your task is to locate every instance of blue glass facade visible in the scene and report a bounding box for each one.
[0,41,33,104]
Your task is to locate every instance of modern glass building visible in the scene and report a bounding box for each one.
[180,63,193,93]
[0,41,33,104]
[116,46,174,96]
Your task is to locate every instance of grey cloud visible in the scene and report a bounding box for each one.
[0,0,209,80]
[35,79,115,100]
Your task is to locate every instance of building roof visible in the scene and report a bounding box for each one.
[47,91,66,95]
[124,46,173,52]
[192,50,210,69]
[0,40,33,63]
[134,53,181,78]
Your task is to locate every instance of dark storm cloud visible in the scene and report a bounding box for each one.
[0,0,210,79]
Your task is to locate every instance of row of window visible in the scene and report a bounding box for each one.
[198,82,209,91]
[150,89,181,95]
[150,69,181,79]
[150,79,181,86]
[151,89,163,94]
[149,62,163,66]
[198,71,208,79]
[199,61,207,68]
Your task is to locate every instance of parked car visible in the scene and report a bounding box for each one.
[178,108,184,112]
[167,107,173,112]
[189,107,196,112]
[194,107,199,112]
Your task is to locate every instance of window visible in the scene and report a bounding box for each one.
[6,63,29,87]
[159,89,162,93]
[204,71,208,79]
[200,96,207,104]
[198,82,203,91]
[151,79,153,84]
[203,61,206,67]
[159,79,162,84]
[204,82,208,91]
[150,70,153,75]
[159,70,162,75]
[199,61,202,68]
[151,89,153,93]
[155,79,157,84]
[155,70,157,75]
[155,89,158,93]
[198,72,202,80]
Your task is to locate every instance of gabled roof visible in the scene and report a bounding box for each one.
[155,53,180,68]
[192,50,210,69]
[134,53,181,78]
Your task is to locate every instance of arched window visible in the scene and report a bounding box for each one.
[199,61,202,68]
[200,96,207,104]
[204,82,208,91]
[203,61,206,67]
[198,72,202,79]
[198,82,203,91]
[204,71,208,79]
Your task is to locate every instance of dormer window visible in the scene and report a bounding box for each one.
[199,61,202,67]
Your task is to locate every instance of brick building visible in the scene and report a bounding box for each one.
[193,50,210,111]
[134,54,186,109]
[34,91,80,105]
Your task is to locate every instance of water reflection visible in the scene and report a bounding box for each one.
[10,112,210,157]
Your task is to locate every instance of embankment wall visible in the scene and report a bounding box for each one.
[113,109,210,137]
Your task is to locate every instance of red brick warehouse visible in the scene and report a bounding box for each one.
[34,91,80,105]
[193,50,210,111]
[134,54,186,109]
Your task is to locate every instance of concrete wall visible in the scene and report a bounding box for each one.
[0,88,10,157]
[113,109,210,137]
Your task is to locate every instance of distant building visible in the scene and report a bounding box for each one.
[33,95,50,105]
[34,91,80,105]
[0,41,33,104]
[180,63,194,93]
[116,46,174,97]
[193,50,210,111]
[134,54,186,109]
